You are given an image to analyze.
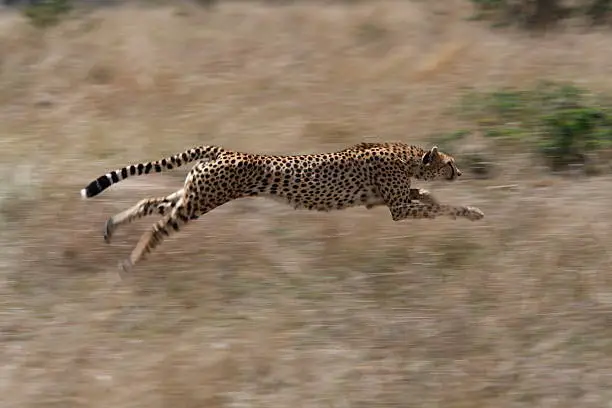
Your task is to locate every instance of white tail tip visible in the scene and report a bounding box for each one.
[80,188,87,199]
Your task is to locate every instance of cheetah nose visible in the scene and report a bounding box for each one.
[457,170,462,177]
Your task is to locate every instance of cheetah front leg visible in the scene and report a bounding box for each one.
[367,188,438,210]
[389,202,484,222]
[408,188,440,205]
[376,169,483,222]
[104,189,185,244]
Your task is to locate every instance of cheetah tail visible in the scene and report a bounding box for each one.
[80,145,224,199]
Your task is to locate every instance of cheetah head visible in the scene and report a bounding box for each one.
[420,146,462,181]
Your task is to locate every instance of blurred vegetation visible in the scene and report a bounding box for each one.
[14,0,612,29]
[22,0,72,28]
[446,82,612,173]
[16,2,612,175]
[470,0,612,28]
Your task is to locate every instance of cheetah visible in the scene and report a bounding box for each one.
[80,142,484,274]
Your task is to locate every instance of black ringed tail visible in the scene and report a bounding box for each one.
[80,145,224,199]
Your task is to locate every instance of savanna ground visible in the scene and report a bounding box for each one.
[1,1,612,407]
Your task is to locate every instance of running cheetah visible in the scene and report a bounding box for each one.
[80,142,484,274]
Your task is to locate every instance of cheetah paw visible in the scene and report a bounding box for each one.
[465,206,484,221]
[118,259,133,280]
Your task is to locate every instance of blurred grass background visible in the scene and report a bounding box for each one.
[1,1,612,407]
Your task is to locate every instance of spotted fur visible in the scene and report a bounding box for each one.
[80,142,484,274]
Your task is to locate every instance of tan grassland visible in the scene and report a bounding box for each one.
[1,1,612,407]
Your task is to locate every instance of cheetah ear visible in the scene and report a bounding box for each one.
[422,146,439,165]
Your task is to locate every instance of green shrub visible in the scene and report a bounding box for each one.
[540,106,612,170]
[456,81,612,172]
[24,0,72,29]
[469,0,611,28]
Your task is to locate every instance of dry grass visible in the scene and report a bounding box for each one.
[1,1,612,407]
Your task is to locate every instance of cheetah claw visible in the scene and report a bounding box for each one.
[104,219,114,244]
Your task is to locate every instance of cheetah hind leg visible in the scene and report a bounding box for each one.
[119,199,217,276]
[119,204,192,277]
[104,189,185,244]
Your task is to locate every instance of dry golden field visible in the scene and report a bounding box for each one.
[1,1,612,407]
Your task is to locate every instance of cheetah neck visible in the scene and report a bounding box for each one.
[403,147,427,177]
